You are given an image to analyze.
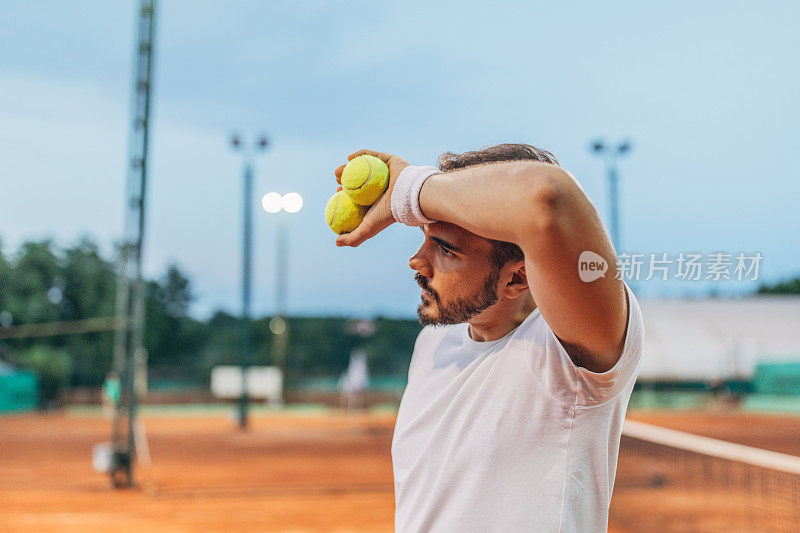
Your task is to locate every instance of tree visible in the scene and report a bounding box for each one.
[61,237,116,320]
[0,238,11,316]
[7,241,60,326]
[61,238,117,386]
[144,264,206,382]
[757,276,800,295]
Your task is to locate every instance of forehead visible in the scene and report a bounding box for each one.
[422,222,492,254]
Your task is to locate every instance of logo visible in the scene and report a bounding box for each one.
[578,251,608,282]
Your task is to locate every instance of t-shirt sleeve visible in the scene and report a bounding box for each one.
[524,282,645,407]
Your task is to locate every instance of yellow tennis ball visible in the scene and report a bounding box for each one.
[325,190,367,234]
[341,155,389,206]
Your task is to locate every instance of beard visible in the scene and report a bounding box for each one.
[415,269,500,326]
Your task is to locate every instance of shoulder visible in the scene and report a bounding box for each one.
[518,283,645,407]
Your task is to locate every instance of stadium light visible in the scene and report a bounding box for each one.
[282,192,303,213]
[261,192,303,214]
[269,316,287,335]
[261,192,283,213]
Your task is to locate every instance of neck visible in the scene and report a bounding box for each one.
[467,292,536,342]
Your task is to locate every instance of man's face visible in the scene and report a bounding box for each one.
[409,222,501,326]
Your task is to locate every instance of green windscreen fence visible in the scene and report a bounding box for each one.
[753,361,800,395]
[0,372,38,413]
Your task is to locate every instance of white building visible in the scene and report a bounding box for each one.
[637,295,800,381]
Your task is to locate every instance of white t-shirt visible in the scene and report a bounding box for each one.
[391,282,645,533]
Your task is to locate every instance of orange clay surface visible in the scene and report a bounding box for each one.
[2,408,799,532]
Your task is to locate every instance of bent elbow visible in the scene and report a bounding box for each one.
[525,168,565,238]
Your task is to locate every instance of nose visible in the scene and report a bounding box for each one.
[409,246,433,278]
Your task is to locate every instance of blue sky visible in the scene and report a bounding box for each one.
[1,0,798,318]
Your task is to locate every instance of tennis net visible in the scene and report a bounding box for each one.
[610,419,800,532]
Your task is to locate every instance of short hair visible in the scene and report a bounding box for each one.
[436,143,560,270]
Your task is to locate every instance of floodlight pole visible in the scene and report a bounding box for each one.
[230,134,268,430]
[275,217,288,377]
[276,219,287,319]
[262,193,303,401]
[590,139,632,252]
[110,0,156,490]
[241,160,253,430]
[608,163,620,252]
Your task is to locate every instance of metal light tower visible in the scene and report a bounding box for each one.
[261,192,303,398]
[590,139,632,251]
[110,0,156,489]
[230,133,268,429]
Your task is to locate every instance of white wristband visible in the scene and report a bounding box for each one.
[391,165,440,226]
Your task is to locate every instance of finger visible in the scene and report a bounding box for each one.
[334,164,346,184]
[335,226,368,247]
[335,217,392,248]
[348,149,391,162]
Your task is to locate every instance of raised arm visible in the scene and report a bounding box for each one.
[334,150,628,373]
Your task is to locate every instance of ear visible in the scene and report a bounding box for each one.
[502,261,530,299]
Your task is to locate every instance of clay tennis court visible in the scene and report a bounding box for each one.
[2,409,799,532]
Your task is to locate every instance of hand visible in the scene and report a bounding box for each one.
[334,149,409,247]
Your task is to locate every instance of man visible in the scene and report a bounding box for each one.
[333,144,645,532]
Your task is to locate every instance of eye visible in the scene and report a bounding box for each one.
[439,244,456,257]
